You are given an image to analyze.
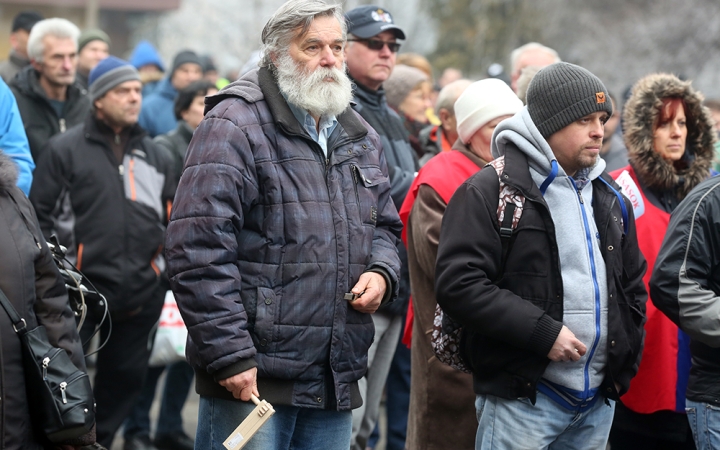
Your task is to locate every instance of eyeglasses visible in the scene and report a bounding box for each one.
[347,39,401,53]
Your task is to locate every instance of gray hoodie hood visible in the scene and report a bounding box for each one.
[492,107,606,186]
[491,107,610,407]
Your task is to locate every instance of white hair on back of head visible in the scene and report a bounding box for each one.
[510,42,560,74]
[27,18,80,63]
[260,0,345,71]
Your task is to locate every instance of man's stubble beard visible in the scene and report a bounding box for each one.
[275,52,353,118]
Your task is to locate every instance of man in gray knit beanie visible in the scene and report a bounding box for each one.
[434,61,646,449]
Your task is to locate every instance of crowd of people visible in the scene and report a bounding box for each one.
[1,1,720,449]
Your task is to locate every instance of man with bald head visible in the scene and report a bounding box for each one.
[509,42,560,93]
[418,78,472,166]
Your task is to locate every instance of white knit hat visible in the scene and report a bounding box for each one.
[455,78,523,144]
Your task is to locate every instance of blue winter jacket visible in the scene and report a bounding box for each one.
[138,77,177,137]
[165,67,402,410]
[0,78,33,195]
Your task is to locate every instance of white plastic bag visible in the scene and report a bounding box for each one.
[148,291,188,367]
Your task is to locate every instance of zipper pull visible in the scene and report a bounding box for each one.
[351,166,358,185]
[42,357,49,380]
[59,118,66,133]
[60,381,68,404]
[119,165,124,176]
[577,189,584,204]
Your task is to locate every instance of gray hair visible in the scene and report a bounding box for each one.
[515,65,543,104]
[260,0,346,69]
[27,18,80,63]
[435,78,473,116]
[510,42,560,74]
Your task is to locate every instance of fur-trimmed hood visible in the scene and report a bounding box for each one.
[624,73,716,199]
[0,151,18,193]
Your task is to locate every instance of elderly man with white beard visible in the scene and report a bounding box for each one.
[164,1,402,449]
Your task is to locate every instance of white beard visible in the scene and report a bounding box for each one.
[275,52,353,118]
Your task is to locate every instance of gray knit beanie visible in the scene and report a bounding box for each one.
[383,65,429,111]
[527,62,612,139]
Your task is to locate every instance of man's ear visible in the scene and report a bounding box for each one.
[30,59,42,72]
[439,108,451,130]
[9,32,18,51]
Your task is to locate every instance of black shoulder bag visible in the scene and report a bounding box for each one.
[0,287,95,443]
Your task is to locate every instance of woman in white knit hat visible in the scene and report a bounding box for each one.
[399,78,522,450]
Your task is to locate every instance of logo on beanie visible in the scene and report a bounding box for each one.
[372,9,393,23]
[596,92,606,104]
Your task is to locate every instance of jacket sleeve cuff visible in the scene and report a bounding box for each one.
[366,267,394,305]
[212,357,258,383]
[526,313,563,356]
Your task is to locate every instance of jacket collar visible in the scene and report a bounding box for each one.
[13,64,87,103]
[83,111,147,145]
[351,77,387,111]
[0,151,18,193]
[257,66,367,142]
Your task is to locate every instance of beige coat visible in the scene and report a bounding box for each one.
[406,146,483,450]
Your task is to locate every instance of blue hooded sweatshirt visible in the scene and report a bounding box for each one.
[0,78,33,195]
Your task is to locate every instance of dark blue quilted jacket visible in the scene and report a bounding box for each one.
[166,67,402,410]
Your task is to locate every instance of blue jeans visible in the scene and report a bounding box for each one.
[196,396,352,450]
[475,391,615,450]
[686,399,720,450]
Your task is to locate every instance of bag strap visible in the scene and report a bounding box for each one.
[0,286,29,335]
[499,202,517,273]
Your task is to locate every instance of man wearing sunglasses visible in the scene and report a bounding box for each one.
[345,5,418,450]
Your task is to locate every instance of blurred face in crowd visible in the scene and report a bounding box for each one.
[274,15,352,118]
[511,49,557,92]
[345,30,398,91]
[94,80,143,131]
[78,40,109,75]
[171,62,203,90]
[399,82,432,123]
[32,35,77,87]
[547,111,607,177]
[10,29,31,58]
[468,115,512,161]
[653,98,687,162]
[182,88,217,130]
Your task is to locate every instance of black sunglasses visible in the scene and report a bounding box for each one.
[347,39,401,53]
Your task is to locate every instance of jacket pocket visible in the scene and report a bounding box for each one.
[351,165,387,227]
[254,287,277,351]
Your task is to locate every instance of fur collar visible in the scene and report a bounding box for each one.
[624,73,716,199]
[0,151,18,193]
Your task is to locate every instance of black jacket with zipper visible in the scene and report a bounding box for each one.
[9,65,91,162]
[30,114,175,316]
[435,144,648,403]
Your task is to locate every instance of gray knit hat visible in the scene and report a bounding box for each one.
[527,62,612,138]
[383,65,428,111]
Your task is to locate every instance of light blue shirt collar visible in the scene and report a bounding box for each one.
[283,94,338,157]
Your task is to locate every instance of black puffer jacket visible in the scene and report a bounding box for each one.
[9,65,91,162]
[166,68,402,410]
[0,151,85,449]
[651,175,720,407]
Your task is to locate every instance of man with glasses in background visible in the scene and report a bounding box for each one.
[345,6,418,450]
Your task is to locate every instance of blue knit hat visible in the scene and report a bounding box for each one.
[89,56,140,101]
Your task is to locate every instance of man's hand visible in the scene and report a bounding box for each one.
[218,367,259,401]
[349,272,387,313]
[547,325,587,362]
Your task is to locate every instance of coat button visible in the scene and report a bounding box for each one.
[260,339,267,346]
[611,340,616,347]
[265,298,272,305]
[347,149,352,154]
[607,387,613,393]
[526,382,531,387]
[614,216,618,222]
[607,245,614,251]
[362,144,368,149]
[317,397,323,403]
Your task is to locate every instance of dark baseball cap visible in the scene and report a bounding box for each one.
[345,5,406,40]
